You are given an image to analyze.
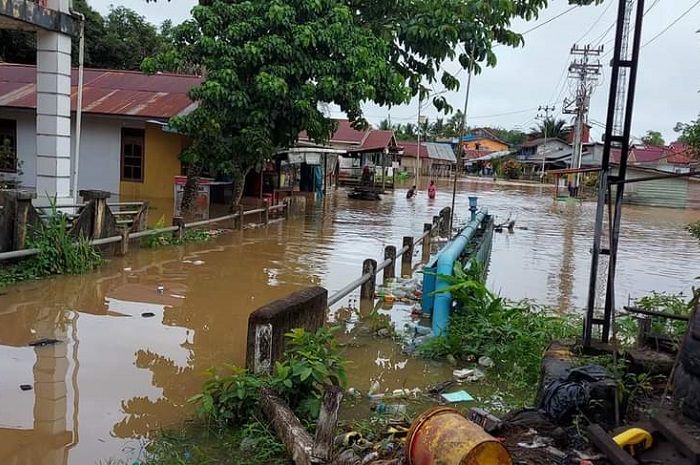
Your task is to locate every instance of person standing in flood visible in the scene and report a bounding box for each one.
[428,180,437,199]
[406,185,417,199]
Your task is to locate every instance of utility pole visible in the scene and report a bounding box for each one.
[450,61,474,238]
[416,97,422,186]
[535,105,555,181]
[563,44,603,193]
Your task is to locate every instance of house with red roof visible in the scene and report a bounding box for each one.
[609,143,700,209]
[292,119,401,188]
[0,63,200,204]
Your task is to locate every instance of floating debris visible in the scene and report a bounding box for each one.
[141,312,155,318]
[28,338,61,347]
[441,390,474,403]
[19,384,32,391]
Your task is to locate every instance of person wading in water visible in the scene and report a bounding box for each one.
[428,180,437,199]
[406,185,417,199]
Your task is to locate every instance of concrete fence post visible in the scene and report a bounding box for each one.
[172,216,185,241]
[246,286,327,374]
[422,223,432,263]
[80,189,112,239]
[401,236,414,277]
[115,228,129,256]
[14,191,37,250]
[383,245,396,283]
[263,200,270,225]
[439,207,451,236]
[237,205,245,230]
[432,215,440,238]
[360,259,377,301]
[284,199,290,219]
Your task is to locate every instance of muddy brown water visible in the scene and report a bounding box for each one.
[1,179,698,464]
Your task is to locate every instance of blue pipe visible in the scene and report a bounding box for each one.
[432,210,487,336]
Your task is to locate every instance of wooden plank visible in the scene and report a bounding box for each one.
[312,386,343,461]
[651,415,700,465]
[587,424,638,465]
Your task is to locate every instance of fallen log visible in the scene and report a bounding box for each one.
[261,385,350,465]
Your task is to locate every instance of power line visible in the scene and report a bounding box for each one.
[576,0,615,44]
[520,6,580,36]
[641,0,700,47]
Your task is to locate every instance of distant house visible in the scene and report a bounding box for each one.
[0,63,200,206]
[296,120,400,187]
[398,141,456,177]
[462,128,509,152]
[517,137,572,174]
[608,143,699,209]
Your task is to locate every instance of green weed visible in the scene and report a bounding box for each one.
[0,199,102,287]
[190,327,347,428]
[419,262,580,390]
[143,216,212,248]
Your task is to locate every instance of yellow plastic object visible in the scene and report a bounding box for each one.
[406,407,512,465]
[613,428,653,456]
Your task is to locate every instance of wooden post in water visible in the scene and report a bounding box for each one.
[401,236,414,277]
[237,205,245,230]
[263,200,270,225]
[284,199,290,219]
[115,228,129,256]
[432,215,440,238]
[422,223,432,263]
[360,259,377,301]
[172,216,185,241]
[383,245,396,283]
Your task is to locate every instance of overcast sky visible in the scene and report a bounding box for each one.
[93,0,700,142]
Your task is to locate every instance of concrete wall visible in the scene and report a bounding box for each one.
[1,113,182,203]
[70,117,123,195]
[119,123,183,201]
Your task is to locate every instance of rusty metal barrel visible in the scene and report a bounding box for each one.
[406,407,512,465]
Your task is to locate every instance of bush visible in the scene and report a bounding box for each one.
[501,158,522,179]
[419,262,579,388]
[190,327,347,428]
[0,200,102,286]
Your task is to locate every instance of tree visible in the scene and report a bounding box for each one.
[143,0,409,210]
[378,119,391,131]
[641,130,665,146]
[0,0,168,70]
[145,0,597,211]
[531,117,567,140]
[675,115,700,157]
[487,127,527,146]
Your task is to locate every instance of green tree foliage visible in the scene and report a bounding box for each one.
[531,117,568,140]
[675,115,700,157]
[640,130,665,146]
[144,0,411,205]
[0,0,168,70]
[488,127,528,146]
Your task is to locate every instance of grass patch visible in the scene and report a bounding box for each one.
[142,418,288,465]
[143,216,212,248]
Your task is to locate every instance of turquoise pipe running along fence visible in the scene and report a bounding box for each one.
[422,208,493,336]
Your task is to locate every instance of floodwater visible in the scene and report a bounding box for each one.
[0,179,698,465]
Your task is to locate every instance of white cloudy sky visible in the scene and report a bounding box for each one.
[93,0,700,142]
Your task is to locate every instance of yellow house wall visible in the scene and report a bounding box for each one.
[120,124,182,202]
[464,138,508,152]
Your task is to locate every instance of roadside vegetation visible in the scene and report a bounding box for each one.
[143,328,346,465]
[143,216,212,249]
[0,204,102,288]
[418,263,580,391]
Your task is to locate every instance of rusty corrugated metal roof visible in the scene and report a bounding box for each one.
[0,63,201,119]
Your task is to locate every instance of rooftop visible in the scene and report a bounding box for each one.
[0,63,201,119]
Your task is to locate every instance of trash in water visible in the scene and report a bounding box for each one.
[123,267,132,272]
[28,338,61,347]
[170,294,186,299]
[516,435,553,449]
[478,356,495,368]
[374,403,407,415]
[192,260,205,266]
[453,368,475,381]
[141,312,155,318]
[441,390,474,403]
[156,285,165,294]
[19,384,32,391]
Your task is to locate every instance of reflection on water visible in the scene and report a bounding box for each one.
[0,179,698,464]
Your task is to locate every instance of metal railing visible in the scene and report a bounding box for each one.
[0,202,288,262]
[326,207,450,307]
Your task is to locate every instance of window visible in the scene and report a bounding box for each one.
[121,128,144,182]
[0,119,17,173]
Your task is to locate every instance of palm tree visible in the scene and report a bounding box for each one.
[531,117,567,140]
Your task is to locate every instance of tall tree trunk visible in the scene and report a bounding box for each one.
[180,164,202,221]
[230,163,251,211]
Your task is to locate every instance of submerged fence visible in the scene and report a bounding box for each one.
[0,196,288,262]
[326,206,453,307]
